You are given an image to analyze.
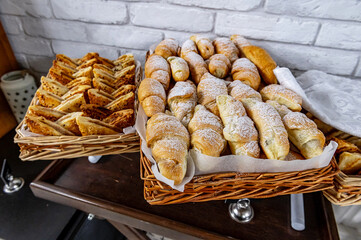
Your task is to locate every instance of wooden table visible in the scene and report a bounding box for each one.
[30,153,339,240]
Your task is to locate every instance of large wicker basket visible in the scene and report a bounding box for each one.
[14,62,142,161]
[140,150,339,205]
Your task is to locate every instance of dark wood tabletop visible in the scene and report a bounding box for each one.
[30,153,339,240]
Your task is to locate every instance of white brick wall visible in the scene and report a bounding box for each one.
[0,0,360,81]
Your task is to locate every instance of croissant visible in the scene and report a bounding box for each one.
[180,39,198,58]
[146,113,190,185]
[216,95,260,158]
[182,51,208,84]
[190,35,214,60]
[230,34,251,54]
[242,45,278,85]
[138,78,166,117]
[197,73,227,116]
[207,54,231,79]
[145,54,171,90]
[228,80,262,102]
[167,56,190,82]
[213,38,239,63]
[267,100,325,159]
[167,80,197,127]
[260,84,302,112]
[231,58,261,90]
[154,38,180,59]
[188,105,226,157]
[242,98,289,160]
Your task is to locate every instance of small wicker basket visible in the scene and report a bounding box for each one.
[14,62,142,161]
[140,150,339,205]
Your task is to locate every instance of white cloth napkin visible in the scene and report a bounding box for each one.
[274,68,361,138]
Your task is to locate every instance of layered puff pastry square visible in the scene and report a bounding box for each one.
[25,53,137,136]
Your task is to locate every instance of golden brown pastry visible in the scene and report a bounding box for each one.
[56,54,78,69]
[167,56,190,82]
[62,85,91,99]
[228,80,262,102]
[55,93,86,113]
[87,89,114,106]
[57,112,83,135]
[41,76,69,96]
[73,66,93,79]
[146,113,190,185]
[338,152,361,175]
[190,35,214,60]
[92,78,116,94]
[78,52,99,64]
[332,138,360,155]
[216,95,260,158]
[36,88,63,108]
[25,115,74,136]
[76,116,118,135]
[267,100,325,159]
[180,39,198,58]
[260,84,302,112]
[207,54,231,79]
[80,104,113,120]
[138,78,166,117]
[213,38,239,63]
[145,54,171,90]
[154,38,180,59]
[103,109,135,132]
[93,63,115,76]
[66,77,92,89]
[182,51,208,84]
[188,105,226,157]
[105,92,135,112]
[242,45,277,85]
[77,58,98,70]
[112,85,136,99]
[28,105,66,121]
[285,151,305,161]
[114,53,135,68]
[48,67,73,85]
[230,34,251,53]
[52,60,77,76]
[93,68,115,82]
[242,98,289,160]
[231,58,261,90]
[114,65,136,87]
[197,73,228,116]
[167,80,197,127]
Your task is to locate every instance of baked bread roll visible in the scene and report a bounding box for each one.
[267,100,325,159]
[338,152,361,175]
[242,98,289,160]
[180,39,198,58]
[197,73,228,116]
[213,38,239,63]
[260,84,302,112]
[216,95,260,158]
[228,80,262,102]
[167,80,197,127]
[188,105,226,157]
[242,45,277,85]
[146,113,190,185]
[28,105,66,121]
[231,58,261,90]
[145,54,171,90]
[182,51,208,84]
[230,34,251,52]
[25,115,74,136]
[167,56,190,82]
[138,78,166,117]
[76,116,118,135]
[207,54,231,79]
[154,38,179,59]
[190,35,214,60]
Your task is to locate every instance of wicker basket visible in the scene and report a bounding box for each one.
[140,150,339,205]
[14,62,142,161]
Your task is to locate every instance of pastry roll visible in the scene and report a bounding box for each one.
[188,105,226,157]
[230,34,251,52]
[231,58,261,90]
[182,51,208,84]
[180,39,198,58]
[190,35,215,60]
[167,56,190,82]
[146,113,190,185]
[267,100,325,159]
[242,45,277,85]
[197,73,228,117]
[260,84,302,112]
[228,80,262,102]
[138,78,166,117]
[145,54,171,90]
[154,38,180,59]
[208,54,231,79]
[216,95,260,158]
[213,38,239,63]
[242,98,289,160]
[167,80,197,127]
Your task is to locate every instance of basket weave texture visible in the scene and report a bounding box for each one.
[14,62,142,161]
[140,150,339,205]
